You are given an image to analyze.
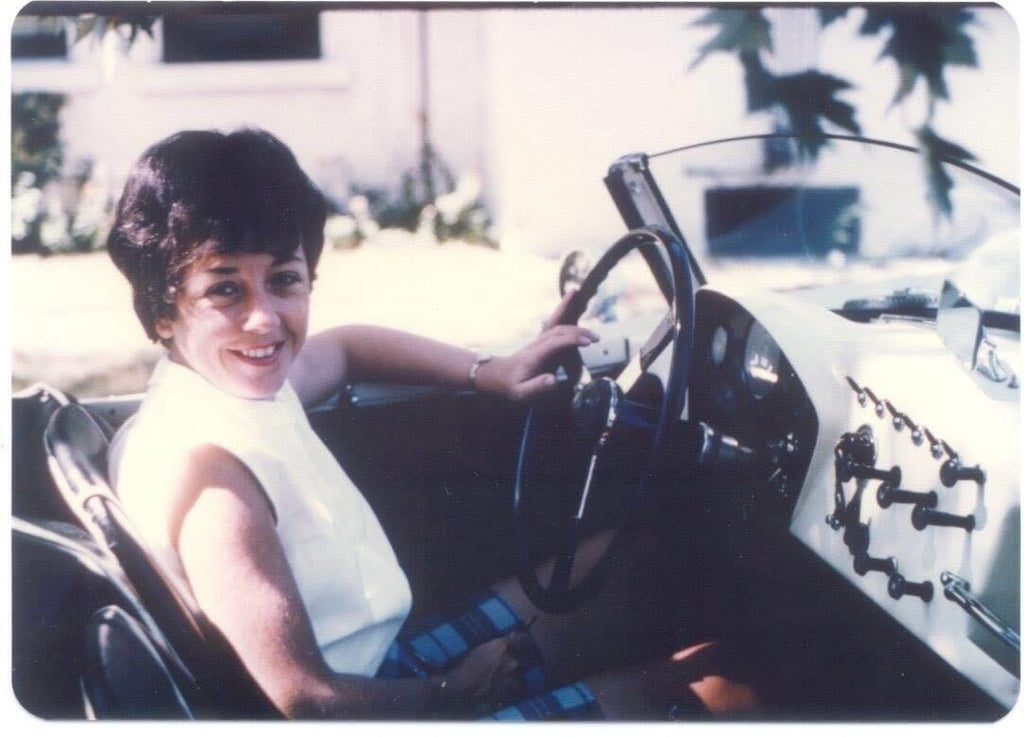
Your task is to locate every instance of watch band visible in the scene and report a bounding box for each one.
[469,353,492,389]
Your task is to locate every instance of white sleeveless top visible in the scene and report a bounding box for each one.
[109,357,412,676]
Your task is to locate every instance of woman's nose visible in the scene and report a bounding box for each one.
[242,290,282,332]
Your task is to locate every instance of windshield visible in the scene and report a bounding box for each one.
[645,135,1020,315]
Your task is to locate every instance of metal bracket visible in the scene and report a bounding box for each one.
[940,571,1020,653]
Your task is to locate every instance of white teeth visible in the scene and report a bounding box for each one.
[239,345,277,359]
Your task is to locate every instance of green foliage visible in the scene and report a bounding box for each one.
[694,8,861,158]
[368,143,457,232]
[340,143,494,248]
[71,14,156,46]
[857,7,978,215]
[860,7,976,106]
[737,51,861,159]
[775,70,861,158]
[916,125,976,217]
[11,92,65,188]
[11,93,110,254]
[690,5,981,219]
[690,9,772,70]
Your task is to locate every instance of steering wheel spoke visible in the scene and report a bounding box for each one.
[514,226,696,613]
[613,309,675,393]
[614,397,659,433]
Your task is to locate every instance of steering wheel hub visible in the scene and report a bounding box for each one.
[571,378,621,445]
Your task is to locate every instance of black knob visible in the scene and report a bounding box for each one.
[863,387,884,418]
[940,459,986,487]
[839,459,901,486]
[846,377,867,406]
[888,573,934,602]
[903,415,923,446]
[876,484,938,509]
[853,553,898,576]
[885,402,905,431]
[911,504,975,532]
[923,428,944,459]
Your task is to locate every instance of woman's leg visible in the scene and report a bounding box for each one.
[482,641,758,721]
[584,641,758,719]
[489,529,758,717]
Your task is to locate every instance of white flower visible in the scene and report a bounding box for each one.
[11,186,43,240]
[347,195,370,220]
[435,172,483,226]
[16,171,37,190]
[40,212,71,250]
[324,214,358,243]
[72,179,109,240]
[826,248,848,269]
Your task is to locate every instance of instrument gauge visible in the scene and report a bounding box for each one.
[744,321,781,400]
[710,326,728,367]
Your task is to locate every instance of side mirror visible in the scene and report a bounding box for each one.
[936,280,983,370]
[558,250,592,297]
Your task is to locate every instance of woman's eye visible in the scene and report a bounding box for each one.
[205,282,240,300]
[270,271,304,291]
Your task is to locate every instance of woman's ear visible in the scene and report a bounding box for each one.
[155,318,174,341]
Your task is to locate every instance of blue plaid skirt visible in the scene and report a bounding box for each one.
[376,589,603,720]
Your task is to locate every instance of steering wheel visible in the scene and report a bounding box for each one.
[513,225,696,613]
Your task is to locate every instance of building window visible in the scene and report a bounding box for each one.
[162,12,320,63]
[705,187,861,257]
[12,16,67,60]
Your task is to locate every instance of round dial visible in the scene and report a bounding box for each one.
[744,321,781,399]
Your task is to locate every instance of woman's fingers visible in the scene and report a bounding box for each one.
[510,373,557,402]
[501,326,600,400]
[532,324,599,357]
[544,288,581,330]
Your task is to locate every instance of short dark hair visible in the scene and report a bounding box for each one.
[107,128,327,341]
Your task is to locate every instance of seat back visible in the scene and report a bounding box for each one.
[44,403,281,719]
[12,517,168,718]
[11,383,86,525]
[84,606,194,719]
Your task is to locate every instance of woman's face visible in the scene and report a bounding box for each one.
[156,247,311,399]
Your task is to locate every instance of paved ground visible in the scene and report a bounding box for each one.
[11,233,562,397]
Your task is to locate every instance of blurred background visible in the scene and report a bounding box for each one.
[7,2,1019,396]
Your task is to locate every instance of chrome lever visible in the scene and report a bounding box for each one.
[940,571,1020,652]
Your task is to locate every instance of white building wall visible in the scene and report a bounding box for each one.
[480,6,1019,256]
[10,6,1019,257]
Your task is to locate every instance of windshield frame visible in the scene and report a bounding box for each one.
[605,133,1021,296]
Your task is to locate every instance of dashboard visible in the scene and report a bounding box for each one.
[688,289,818,523]
[683,285,1020,711]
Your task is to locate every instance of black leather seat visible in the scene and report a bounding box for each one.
[43,403,281,719]
[13,516,190,718]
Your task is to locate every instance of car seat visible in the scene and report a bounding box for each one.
[43,402,281,719]
[13,516,192,718]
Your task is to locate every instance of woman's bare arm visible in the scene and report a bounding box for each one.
[288,290,597,407]
[175,445,512,718]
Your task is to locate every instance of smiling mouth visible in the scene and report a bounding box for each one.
[229,342,284,365]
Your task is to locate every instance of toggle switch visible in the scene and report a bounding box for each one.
[911,504,975,532]
[876,484,937,509]
[837,459,901,487]
[853,553,898,576]
[888,573,934,602]
[939,459,986,488]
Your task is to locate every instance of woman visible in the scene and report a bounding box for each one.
[107,128,757,719]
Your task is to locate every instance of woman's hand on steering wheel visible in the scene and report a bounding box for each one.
[474,290,598,403]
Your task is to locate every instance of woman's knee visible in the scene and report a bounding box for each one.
[668,640,760,716]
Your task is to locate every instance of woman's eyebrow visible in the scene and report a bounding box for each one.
[206,265,238,275]
[272,254,303,266]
